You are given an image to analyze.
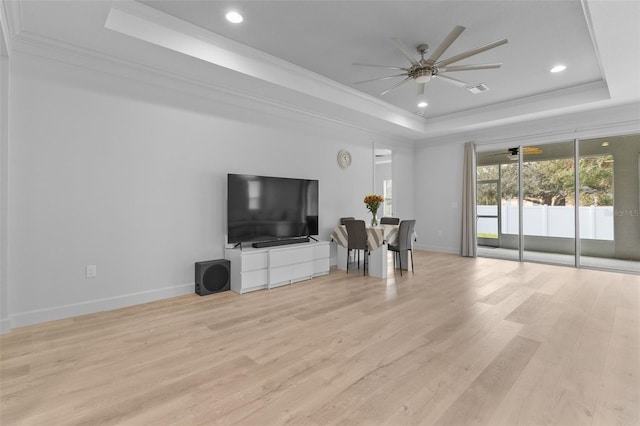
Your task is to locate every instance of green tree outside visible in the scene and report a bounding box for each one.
[477,155,613,207]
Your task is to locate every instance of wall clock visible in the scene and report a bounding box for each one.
[337,149,352,169]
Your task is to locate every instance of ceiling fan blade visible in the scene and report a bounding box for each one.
[352,62,407,70]
[436,38,508,68]
[392,38,420,65]
[426,25,465,65]
[380,76,412,95]
[417,82,426,95]
[523,146,543,154]
[435,74,468,87]
[439,63,502,72]
[354,74,407,85]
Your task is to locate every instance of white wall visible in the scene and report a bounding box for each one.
[6,51,414,329]
[1,53,9,333]
[413,142,464,254]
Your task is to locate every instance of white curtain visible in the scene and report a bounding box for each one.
[461,141,477,257]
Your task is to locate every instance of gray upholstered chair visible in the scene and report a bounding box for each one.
[388,219,416,276]
[344,219,369,275]
[380,217,400,225]
[340,217,355,225]
[340,217,356,263]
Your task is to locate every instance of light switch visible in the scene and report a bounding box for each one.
[86,265,97,278]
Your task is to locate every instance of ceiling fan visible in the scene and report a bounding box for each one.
[488,147,544,160]
[353,26,508,95]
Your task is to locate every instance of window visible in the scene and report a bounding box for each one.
[383,179,393,216]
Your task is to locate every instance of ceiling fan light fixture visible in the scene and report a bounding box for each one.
[417,101,428,108]
[353,27,507,101]
[414,70,432,83]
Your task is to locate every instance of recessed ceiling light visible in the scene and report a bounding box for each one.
[550,64,566,73]
[225,11,243,24]
[417,101,428,108]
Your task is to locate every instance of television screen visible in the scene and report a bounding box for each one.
[227,174,319,244]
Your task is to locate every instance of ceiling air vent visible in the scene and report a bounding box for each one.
[467,83,489,94]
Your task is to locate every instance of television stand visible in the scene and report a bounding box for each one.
[252,237,310,248]
[225,241,331,294]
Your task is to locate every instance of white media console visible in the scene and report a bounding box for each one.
[224,241,330,294]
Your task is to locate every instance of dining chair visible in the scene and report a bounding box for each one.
[344,219,369,275]
[339,217,356,263]
[340,217,356,225]
[380,217,400,225]
[388,219,416,276]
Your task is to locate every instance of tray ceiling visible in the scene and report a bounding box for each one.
[3,0,639,140]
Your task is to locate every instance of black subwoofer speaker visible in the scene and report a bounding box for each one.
[195,259,230,296]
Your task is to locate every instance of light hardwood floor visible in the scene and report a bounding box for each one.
[1,251,639,425]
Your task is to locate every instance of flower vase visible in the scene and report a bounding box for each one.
[371,214,378,227]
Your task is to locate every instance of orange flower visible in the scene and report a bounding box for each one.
[363,194,384,213]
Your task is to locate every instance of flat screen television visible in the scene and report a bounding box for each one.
[227,174,319,244]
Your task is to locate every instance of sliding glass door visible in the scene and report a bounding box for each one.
[476,134,640,274]
[521,141,576,266]
[477,167,499,248]
[476,152,520,260]
[579,135,640,273]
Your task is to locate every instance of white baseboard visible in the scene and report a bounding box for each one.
[9,283,194,329]
[0,317,11,335]
[414,244,460,255]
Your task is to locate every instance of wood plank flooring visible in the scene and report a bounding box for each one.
[1,251,639,425]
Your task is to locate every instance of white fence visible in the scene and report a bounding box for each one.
[478,205,614,240]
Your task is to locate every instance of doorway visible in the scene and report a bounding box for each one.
[375,148,393,217]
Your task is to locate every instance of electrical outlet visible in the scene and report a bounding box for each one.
[85,265,97,278]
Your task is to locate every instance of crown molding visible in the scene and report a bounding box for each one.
[10,26,631,147]
[420,79,611,140]
[103,1,426,136]
[580,0,606,87]
[7,0,635,143]
[474,118,640,151]
[1,0,22,36]
[11,30,420,143]
[0,0,22,56]
[106,1,418,117]
[424,101,640,148]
